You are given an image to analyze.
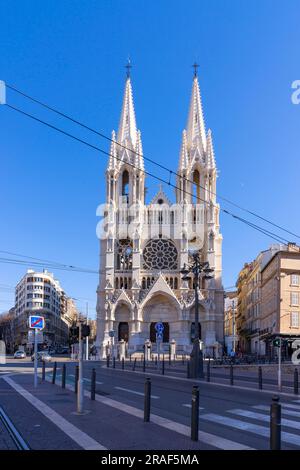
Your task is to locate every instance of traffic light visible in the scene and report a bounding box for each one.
[81,324,90,338]
[273,338,280,347]
[69,325,79,344]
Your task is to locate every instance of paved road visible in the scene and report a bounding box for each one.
[48,361,300,450]
[3,358,300,450]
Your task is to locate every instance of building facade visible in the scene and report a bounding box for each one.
[14,269,77,351]
[260,243,300,358]
[236,244,299,356]
[96,70,224,358]
[224,291,238,355]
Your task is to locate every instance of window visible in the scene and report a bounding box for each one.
[291,312,299,328]
[192,170,200,204]
[291,274,300,286]
[143,238,178,270]
[121,170,129,201]
[291,292,299,306]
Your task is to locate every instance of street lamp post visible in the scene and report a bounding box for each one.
[180,252,214,379]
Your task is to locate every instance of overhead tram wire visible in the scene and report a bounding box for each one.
[0,256,98,274]
[5,82,300,241]
[0,249,95,271]
[4,102,292,246]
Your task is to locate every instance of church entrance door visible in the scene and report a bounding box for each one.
[118,322,129,342]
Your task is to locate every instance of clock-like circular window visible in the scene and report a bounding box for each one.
[143,239,178,270]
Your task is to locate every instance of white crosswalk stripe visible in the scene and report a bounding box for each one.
[201,401,300,448]
[254,404,300,418]
[229,409,300,431]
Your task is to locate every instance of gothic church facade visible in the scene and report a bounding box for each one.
[96,70,224,357]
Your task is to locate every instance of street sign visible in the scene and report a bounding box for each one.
[109,330,115,338]
[155,322,164,333]
[28,330,44,344]
[29,315,45,330]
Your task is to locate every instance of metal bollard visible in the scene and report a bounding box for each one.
[207,360,210,382]
[106,355,110,368]
[52,361,57,385]
[294,368,299,395]
[113,356,116,369]
[62,364,66,389]
[230,364,234,385]
[162,355,165,375]
[130,354,132,363]
[258,366,263,390]
[122,357,125,370]
[144,378,151,422]
[143,355,146,372]
[91,368,96,400]
[42,361,45,381]
[182,355,184,365]
[270,396,281,450]
[133,358,136,371]
[75,365,79,394]
[191,385,199,441]
[155,356,157,366]
[169,348,171,366]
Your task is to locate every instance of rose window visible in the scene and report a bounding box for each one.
[143,239,178,270]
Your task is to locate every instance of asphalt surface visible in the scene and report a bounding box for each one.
[2,358,300,450]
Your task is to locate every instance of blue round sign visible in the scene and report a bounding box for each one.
[155,322,164,333]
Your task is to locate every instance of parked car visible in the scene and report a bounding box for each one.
[14,350,26,359]
[31,351,52,362]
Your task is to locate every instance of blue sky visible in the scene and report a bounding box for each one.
[0,0,300,318]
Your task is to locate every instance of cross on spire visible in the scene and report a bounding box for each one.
[192,62,199,77]
[125,58,132,78]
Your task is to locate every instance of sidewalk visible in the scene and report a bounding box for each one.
[1,371,211,450]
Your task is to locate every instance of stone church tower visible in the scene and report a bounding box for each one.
[96,69,224,358]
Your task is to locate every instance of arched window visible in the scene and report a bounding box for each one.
[192,170,200,204]
[208,231,214,251]
[142,277,146,289]
[174,278,178,289]
[122,170,129,202]
[115,278,119,289]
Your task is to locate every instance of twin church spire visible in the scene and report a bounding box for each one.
[108,73,144,173]
[107,67,216,199]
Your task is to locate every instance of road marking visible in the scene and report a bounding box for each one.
[41,373,253,450]
[281,403,300,411]
[254,404,300,418]
[201,413,300,447]
[115,386,159,399]
[182,404,204,410]
[229,409,300,430]
[69,374,103,385]
[4,376,106,450]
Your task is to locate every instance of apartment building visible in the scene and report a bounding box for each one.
[14,269,78,350]
[260,243,300,357]
[236,244,285,354]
